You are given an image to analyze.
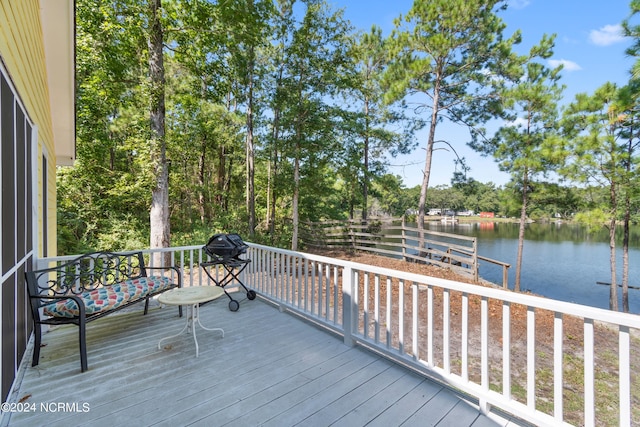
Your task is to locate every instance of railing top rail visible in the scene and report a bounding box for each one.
[38,245,207,266]
[248,242,640,328]
[303,218,478,243]
[477,254,511,267]
[43,243,638,327]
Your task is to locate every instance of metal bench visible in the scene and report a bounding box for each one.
[25,251,182,372]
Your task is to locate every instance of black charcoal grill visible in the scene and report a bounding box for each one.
[201,233,255,311]
[204,233,248,261]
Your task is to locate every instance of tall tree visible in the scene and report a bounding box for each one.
[215,0,273,236]
[348,26,416,220]
[166,0,224,225]
[63,0,154,253]
[471,36,562,291]
[620,3,640,312]
[167,0,267,230]
[263,0,295,238]
[616,93,639,313]
[560,83,627,310]
[384,0,520,234]
[148,0,170,265]
[274,0,353,250]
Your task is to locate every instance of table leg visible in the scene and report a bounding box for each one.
[158,303,224,358]
[158,304,193,351]
[194,303,225,335]
[192,303,224,357]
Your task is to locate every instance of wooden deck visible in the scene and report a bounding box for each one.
[3,293,523,426]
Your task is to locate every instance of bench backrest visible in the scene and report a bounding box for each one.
[25,251,147,306]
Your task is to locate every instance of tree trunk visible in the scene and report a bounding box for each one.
[514,169,529,292]
[148,0,170,267]
[418,78,441,233]
[608,217,619,311]
[622,196,630,313]
[417,80,440,255]
[216,144,226,208]
[215,95,232,209]
[291,66,305,251]
[246,68,256,237]
[198,138,206,224]
[269,154,278,235]
[197,80,207,224]
[268,109,280,236]
[292,144,300,251]
[608,182,619,311]
[267,60,284,238]
[621,133,633,313]
[362,97,370,221]
[245,0,256,237]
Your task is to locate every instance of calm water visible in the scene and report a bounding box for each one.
[415,221,640,314]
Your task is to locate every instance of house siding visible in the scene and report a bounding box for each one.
[0,0,58,402]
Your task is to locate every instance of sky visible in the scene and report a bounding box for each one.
[332,0,637,188]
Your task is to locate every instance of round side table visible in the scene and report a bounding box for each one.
[157,286,225,357]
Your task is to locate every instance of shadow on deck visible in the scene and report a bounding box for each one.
[3,292,524,426]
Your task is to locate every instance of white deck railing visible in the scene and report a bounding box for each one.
[35,243,640,427]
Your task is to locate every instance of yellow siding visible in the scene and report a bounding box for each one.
[40,0,75,165]
[0,0,57,257]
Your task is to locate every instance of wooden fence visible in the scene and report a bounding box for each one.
[300,217,483,282]
[300,217,512,288]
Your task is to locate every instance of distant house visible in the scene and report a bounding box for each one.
[479,212,495,218]
[0,0,75,401]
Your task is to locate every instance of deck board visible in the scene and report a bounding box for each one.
[3,294,516,427]
[364,379,443,427]
[330,368,424,426]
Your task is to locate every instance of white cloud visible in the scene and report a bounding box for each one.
[589,24,625,46]
[509,0,530,9]
[548,59,582,71]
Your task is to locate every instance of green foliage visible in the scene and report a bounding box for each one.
[557,79,640,310]
[574,209,609,233]
[560,83,628,187]
[383,0,522,227]
[339,25,419,219]
[369,174,409,216]
[468,32,563,290]
[472,35,564,178]
[59,0,640,261]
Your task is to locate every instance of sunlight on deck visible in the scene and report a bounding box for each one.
[3,293,520,426]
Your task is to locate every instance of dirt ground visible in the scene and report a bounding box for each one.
[307,249,639,426]
[309,248,574,348]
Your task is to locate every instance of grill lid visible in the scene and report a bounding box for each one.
[204,233,248,260]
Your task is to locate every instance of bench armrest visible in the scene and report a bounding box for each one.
[30,294,86,319]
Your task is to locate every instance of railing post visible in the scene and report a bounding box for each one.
[584,318,595,427]
[402,216,407,261]
[472,237,478,282]
[480,295,490,414]
[503,265,509,289]
[342,265,354,347]
[619,325,631,427]
[349,220,356,250]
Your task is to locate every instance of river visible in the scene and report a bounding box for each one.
[415,220,640,314]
